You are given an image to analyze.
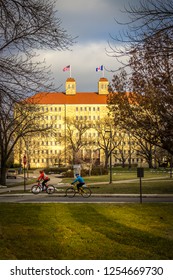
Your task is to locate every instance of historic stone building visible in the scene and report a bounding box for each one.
[14,77,140,168]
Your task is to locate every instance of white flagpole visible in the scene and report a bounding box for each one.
[70,65,71,78]
[102,65,104,77]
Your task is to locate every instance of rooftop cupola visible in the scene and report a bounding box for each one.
[65,78,76,95]
[98,77,109,95]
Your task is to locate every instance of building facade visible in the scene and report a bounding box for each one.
[14,77,141,168]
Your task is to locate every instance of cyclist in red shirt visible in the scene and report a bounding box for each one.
[37,170,50,190]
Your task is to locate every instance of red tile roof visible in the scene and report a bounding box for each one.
[27,92,108,105]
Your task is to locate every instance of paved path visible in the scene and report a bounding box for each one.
[0,193,173,203]
[0,171,63,193]
[1,172,173,203]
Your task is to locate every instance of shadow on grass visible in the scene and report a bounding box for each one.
[0,203,173,260]
[67,204,173,260]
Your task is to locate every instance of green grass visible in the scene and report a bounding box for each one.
[63,170,170,184]
[2,176,173,195]
[0,203,173,260]
[2,169,172,195]
[59,170,173,194]
[90,179,173,194]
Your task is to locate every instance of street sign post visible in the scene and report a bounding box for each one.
[23,155,27,192]
[137,167,144,203]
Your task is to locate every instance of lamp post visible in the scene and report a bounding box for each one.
[105,129,112,184]
[23,154,27,192]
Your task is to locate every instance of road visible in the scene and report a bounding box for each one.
[0,193,173,203]
[1,171,173,203]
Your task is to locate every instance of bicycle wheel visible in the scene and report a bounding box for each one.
[65,187,75,198]
[46,185,55,194]
[81,186,91,198]
[31,185,41,194]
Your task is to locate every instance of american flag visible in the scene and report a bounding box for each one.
[96,65,103,72]
[63,65,70,71]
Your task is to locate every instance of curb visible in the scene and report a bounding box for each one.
[0,193,173,198]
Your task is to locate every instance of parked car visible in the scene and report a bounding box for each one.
[6,169,17,179]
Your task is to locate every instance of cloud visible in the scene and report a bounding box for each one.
[37,0,138,92]
[56,0,124,43]
[39,41,128,92]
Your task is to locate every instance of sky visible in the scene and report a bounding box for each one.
[40,0,139,92]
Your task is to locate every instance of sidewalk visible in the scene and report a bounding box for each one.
[1,183,173,198]
[0,193,173,198]
[0,175,173,197]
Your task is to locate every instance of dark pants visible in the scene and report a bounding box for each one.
[42,179,49,188]
[77,182,84,191]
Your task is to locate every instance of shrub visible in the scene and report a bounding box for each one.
[44,167,70,174]
[90,166,108,176]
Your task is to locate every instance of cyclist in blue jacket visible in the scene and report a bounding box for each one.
[71,174,85,191]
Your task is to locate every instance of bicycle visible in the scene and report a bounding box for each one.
[65,183,91,198]
[31,181,55,194]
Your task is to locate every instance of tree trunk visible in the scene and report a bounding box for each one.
[0,165,7,186]
[104,152,109,169]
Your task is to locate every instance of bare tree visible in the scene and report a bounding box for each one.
[0,0,74,101]
[0,0,74,183]
[62,117,91,165]
[108,32,173,157]
[0,100,55,184]
[107,0,173,66]
[94,117,119,169]
[113,132,136,168]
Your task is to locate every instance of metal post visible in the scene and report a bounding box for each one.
[23,155,27,192]
[109,130,112,184]
[105,128,113,184]
[137,167,144,204]
[64,104,67,166]
[139,176,142,204]
[24,165,26,192]
[170,155,173,179]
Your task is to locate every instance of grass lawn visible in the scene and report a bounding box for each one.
[2,176,173,195]
[59,170,173,194]
[89,179,173,194]
[0,203,173,260]
[63,170,170,184]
